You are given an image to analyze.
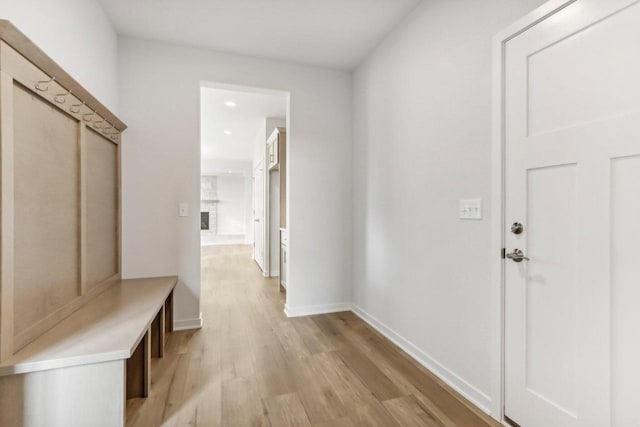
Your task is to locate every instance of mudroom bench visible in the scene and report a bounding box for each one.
[0,276,176,427]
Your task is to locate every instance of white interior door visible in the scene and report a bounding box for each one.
[504,1,640,426]
[253,161,265,271]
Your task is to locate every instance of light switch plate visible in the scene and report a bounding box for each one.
[460,199,482,220]
[179,203,189,217]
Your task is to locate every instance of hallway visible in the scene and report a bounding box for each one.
[126,245,498,426]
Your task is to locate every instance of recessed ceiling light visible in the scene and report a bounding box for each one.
[227,170,233,174]
[224,101,236,107]
[224,130,232,135]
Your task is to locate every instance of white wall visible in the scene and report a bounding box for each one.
[119,37,352,325]
[0,0,119,113]
[352,0,546,415]
[201,158,252,176]
[216,175,246,235]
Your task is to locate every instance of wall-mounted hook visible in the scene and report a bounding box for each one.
[54,89,72,104]
[83,110,96,122]
[70,101,86,114]
[102,123,113,134]
[35,76,55,92]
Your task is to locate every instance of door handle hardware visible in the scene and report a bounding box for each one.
[511,222,524,235]
[506,249,529,262]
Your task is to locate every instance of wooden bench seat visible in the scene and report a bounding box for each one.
[0,276,177,427]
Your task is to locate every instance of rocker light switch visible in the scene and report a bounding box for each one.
[459,199,482,220]
[179,203,189,217]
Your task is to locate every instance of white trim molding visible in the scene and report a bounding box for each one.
[351,304,492,415]
[284,302,351,318]
[173,312,203,331]
[490,0,577,422]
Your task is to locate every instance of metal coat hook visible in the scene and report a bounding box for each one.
[35,76,55,92]
[83,110,96,122]
[54,89,72,104]
[102,123,114,134]
[70,101,86,114]
[104,125,120,139]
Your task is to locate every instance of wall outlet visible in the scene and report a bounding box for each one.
[460,199,482,220]
[179,203,189,217]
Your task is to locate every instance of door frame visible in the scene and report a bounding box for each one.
[253,160,266,271]
[490,0,578,423]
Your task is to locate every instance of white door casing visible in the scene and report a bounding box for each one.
[502,1,640,426]
[253,161,265,271]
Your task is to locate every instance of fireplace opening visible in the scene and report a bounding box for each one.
[201,211,209,230]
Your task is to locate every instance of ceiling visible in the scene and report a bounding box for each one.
[97,0,421,69]
[200,86,286,165]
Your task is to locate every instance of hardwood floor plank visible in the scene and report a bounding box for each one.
[221,377,270,427]
[269,319,313,364]
[263,392,313,427]
[289,357,348,424]
[161,352,192,422]
[311,351,378,410]
[383,395,443,427]
[351,401,402,427]
[252,340,298,398]
[334,341,405,402]
[292,316,337,354]
[312,417,355,427]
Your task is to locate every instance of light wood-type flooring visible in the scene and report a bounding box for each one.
[126,244,500,427]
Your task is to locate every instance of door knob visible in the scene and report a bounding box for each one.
[511,222,524,235]
[506,249,529,262]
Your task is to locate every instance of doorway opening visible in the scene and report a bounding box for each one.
[199,82,290,300]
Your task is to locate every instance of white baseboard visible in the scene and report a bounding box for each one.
[351,304,492,415]
[270,270,280,277]
[173,313,203,331]
[284,302,351,317]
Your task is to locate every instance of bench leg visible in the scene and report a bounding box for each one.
[126,328,150,399]
[165,291,174,333]
[151,305,165,358]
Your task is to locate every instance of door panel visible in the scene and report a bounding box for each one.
[525,164,578,415]
[527,2,640,136]
[611,155,640,427]
[504,1,640,426]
